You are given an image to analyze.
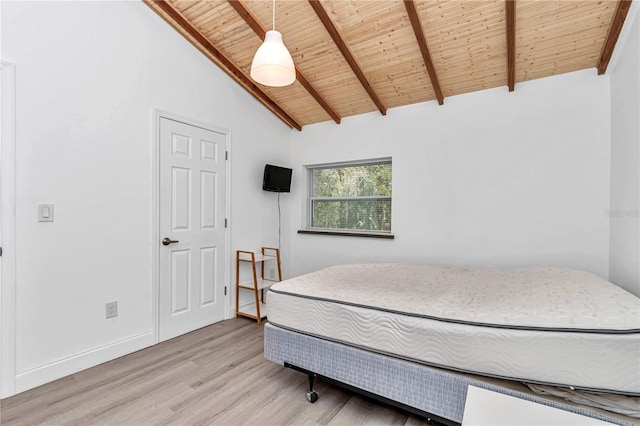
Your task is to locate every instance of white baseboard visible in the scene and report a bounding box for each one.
[238,299,255,310]
[14,331,155,395]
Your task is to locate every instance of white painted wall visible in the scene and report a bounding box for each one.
[290,70,611,279]
[608,2,640,297]
[1,0,290,395]
[0,0,632,398]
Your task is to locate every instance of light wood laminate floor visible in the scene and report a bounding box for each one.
[0,318,432,425]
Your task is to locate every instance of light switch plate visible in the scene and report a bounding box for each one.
[38,203,54,222]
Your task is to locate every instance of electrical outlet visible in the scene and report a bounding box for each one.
[105,301,118,319]
[269,268,275,279]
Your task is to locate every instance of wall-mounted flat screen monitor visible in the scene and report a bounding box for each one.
[263,164,292,193]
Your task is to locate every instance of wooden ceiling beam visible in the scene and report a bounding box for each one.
[227,0,341,124]
[308,0,387,116]
[597,0,632,75]
[403,0,444,105]
[505,0,516,92]
[144,0,302,131]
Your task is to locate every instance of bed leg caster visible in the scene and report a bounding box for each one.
[306,374,319,403]
[306,390,318,403]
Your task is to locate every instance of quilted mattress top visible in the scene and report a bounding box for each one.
[270,263,640,332]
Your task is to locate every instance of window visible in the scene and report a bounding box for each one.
[305,158,392,236]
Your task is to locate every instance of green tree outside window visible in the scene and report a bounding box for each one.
[309,161,391,232]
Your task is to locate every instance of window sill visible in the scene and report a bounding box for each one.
[297,229,395,239]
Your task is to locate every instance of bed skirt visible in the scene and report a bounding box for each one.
[264,322,636,425]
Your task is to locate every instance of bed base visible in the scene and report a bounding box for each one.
[264,323,635,426]
[284,361,457,425]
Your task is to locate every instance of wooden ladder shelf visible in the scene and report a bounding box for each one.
[235,247,282,325]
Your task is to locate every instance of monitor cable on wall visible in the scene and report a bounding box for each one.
[262,163,291,251]
[278,192,281,250]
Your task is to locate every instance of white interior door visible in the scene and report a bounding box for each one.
[159,117,227,342]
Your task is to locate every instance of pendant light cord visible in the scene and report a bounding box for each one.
[272,0,276,30]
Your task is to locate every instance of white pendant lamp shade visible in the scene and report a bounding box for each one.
[250,30,296,87]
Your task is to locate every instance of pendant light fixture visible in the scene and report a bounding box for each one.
[250,0,296,87]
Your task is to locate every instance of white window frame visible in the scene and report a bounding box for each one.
[303,157,393,238]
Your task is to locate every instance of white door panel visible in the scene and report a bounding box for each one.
[171,249,190,314]
[159,117,226,342]
[200,246,218,307]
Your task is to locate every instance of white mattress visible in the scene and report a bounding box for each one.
[266,263,640,395]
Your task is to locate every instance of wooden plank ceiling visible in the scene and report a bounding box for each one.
[145,0,631,130]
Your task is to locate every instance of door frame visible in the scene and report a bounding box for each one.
[152,110,231,343]
[1,61,17,398]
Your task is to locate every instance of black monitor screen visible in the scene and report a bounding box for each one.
[263,164,292,193]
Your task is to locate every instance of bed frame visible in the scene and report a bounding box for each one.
[264,323,636,426]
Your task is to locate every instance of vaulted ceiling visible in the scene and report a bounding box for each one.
[145,0,632,131]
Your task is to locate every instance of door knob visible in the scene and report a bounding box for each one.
[162,237,179,246]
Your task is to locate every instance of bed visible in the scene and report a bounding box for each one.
[263,263,640,425]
